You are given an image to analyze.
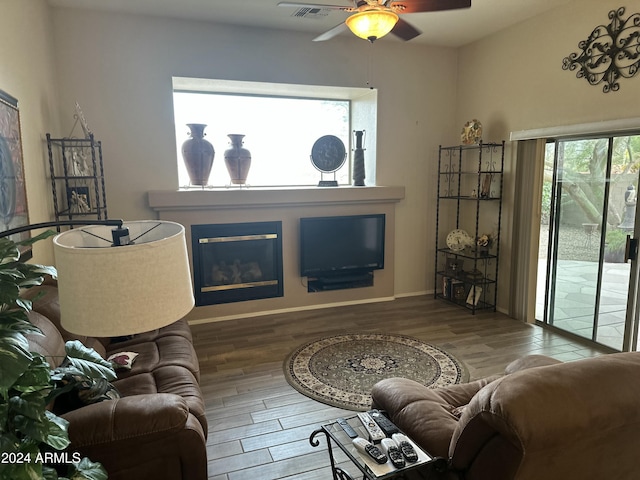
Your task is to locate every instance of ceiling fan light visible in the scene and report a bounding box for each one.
[345,9,399,41]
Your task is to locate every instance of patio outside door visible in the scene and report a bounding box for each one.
[536,135,640,351]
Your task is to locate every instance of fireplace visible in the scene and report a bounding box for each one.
[191,222,283,306]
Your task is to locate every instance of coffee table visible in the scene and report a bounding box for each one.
[310,414,439,480]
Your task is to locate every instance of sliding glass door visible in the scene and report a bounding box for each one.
[536,135,640,351]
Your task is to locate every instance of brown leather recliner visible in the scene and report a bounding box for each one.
[372,352,640,480]
[23,280,208,480]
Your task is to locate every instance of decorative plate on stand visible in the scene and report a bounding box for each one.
[446,229,472,252]
[311,135,346,187]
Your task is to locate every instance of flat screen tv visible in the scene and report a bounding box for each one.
[300,214,385,277]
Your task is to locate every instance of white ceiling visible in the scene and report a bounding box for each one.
[47,0,572,47]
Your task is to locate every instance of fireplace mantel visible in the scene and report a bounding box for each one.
[148,186,405,323]
[148,186,405,211]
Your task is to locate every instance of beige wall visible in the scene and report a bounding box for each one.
[9,0,638,314]
[48,8,459,303]
[150,188,402,321]
[2,0,61,264]
[456,0,640,311]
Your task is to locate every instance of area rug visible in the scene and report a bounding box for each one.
[283,333,469,411]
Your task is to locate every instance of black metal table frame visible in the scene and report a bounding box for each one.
[309,420,441,480]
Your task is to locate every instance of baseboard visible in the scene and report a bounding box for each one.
[187,290,508,326]
[394,290,430,298]
[397,289,510,316]
[187,295,397,325]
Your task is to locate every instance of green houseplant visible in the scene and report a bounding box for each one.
[0,231,114,480]
[604,228,628,263]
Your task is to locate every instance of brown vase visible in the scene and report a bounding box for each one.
[181,124,214,186]
[224,134,252,185]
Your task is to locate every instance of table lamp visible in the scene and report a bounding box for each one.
[1,219,194,337]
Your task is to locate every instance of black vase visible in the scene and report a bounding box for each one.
[353,130,365,186]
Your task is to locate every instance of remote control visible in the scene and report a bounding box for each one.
[352,437,388,464]
[357,412,386,442]
[369,409,400,436]
[392,433,419,463]
[336,417,358,439]
[381,438,405,469]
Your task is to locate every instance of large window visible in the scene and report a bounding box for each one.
[172,78,377,188]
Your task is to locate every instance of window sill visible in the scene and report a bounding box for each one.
[148,186,405,211]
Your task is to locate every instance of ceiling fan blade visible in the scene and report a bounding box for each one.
[391,17,422,41]
[390,0,471,14]
[277,2,353,11]
[313,22,349,41]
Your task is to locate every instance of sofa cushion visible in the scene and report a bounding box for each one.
[25,311,67,368]
[113,365,207,436]
[107,335,200,381]
[103,319,194,351]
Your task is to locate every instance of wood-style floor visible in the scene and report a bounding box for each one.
[191,295,606,480]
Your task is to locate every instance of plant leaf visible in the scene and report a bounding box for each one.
[64,341,116,381]
[8,392,48,421]
[0,267,25,280]
[0,331,33,391]
[0,457,44,480]
[69,458,108,480]
[0,310,41,334]
[0,240,20,265]
[0,280,21,306]
[15,410,71,450]
[12,356,53,394]
[14,230,57,248]
[43,410,71,450]
[43,466,61,480]
[13,414,48,444]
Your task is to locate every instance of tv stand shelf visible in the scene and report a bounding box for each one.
[307,272,374,292]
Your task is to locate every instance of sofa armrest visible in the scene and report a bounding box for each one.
[449,353,640,480]
[63,393,191,445]
[63,394,207,480]
[504,354,562,375]
[371,376,500,458]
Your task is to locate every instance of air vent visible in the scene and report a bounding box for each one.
[292,7,330,19]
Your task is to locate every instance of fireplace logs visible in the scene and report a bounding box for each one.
[212,260,263,286]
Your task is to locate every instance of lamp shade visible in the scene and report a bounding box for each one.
[54,220,194,337]
[345,9,399,41]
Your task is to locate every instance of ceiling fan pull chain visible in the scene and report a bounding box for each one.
[366,41,374,88]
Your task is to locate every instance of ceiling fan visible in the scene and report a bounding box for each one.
[278,0,471,42]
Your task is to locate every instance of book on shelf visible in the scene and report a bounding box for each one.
[451,280,466,301]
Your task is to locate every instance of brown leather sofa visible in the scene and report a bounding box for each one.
[23,280,207,480]
[372,352,640,480]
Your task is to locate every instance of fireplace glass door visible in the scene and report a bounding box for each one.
[192,222,283,305]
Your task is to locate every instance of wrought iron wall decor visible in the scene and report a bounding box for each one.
[562,7,640,93]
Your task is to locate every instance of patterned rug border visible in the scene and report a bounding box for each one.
[283,333,469,411]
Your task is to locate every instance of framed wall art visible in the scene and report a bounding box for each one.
[0,89,31,259]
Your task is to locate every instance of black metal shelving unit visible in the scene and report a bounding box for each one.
[434,141,505,314]
[47,133,108,224]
